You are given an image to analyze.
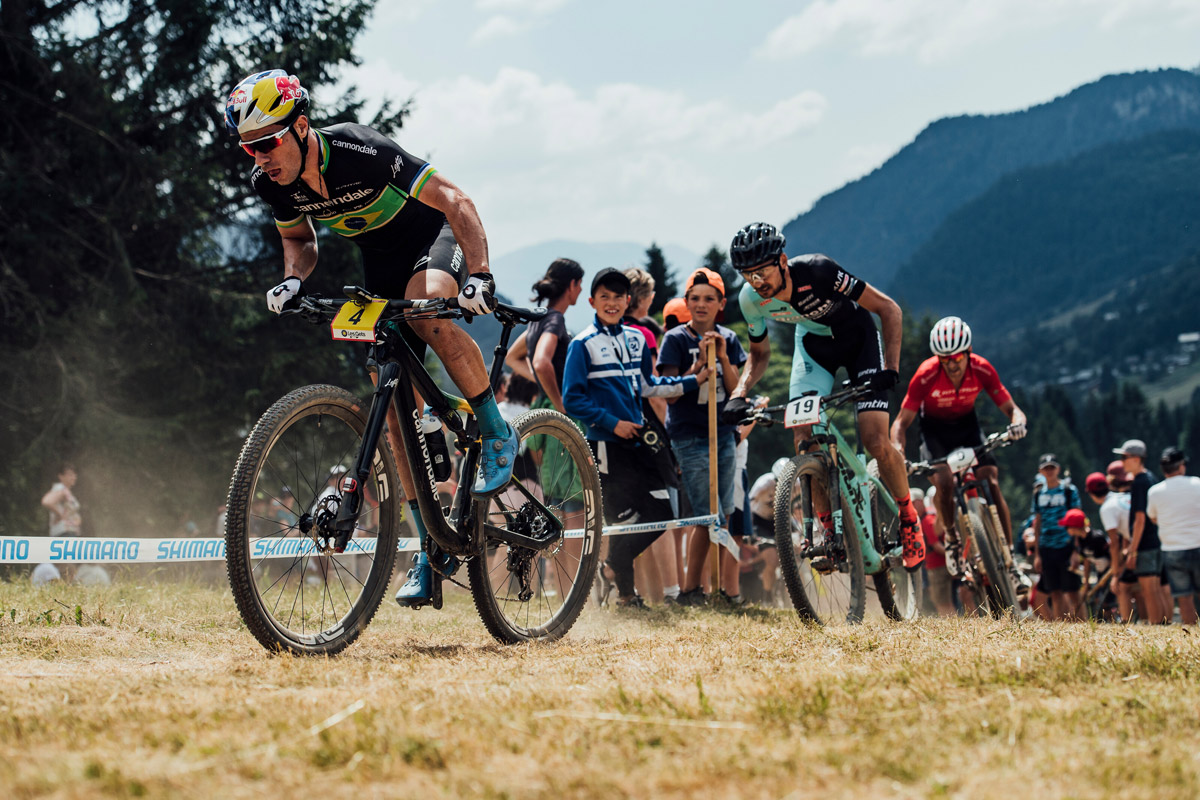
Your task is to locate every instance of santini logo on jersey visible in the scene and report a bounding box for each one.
[332,140,378,155]
[296,188,375,213]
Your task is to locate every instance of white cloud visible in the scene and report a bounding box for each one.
[338,63,828,251]
[476,0,569,12]
[471,15,528,44]
[760,0,1200,64]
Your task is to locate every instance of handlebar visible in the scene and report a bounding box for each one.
[280,286,547,327]
[907,430,1013,477]
[739,382,875,427]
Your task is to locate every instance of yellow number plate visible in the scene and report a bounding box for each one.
[331,299,388,342]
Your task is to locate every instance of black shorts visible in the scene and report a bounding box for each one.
[361,219,466,360]
[589,439,674,526]
[800,311,889,413]
[918,411,997,468]
[1038,545,1082,593]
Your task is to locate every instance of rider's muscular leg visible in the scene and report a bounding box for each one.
[858,411,912,509]
[792,425,831,521]
[931,466,956,529]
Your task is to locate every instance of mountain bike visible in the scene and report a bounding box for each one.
[908,431,1018,618]
[224,287,603,655]
[744,383,918,624]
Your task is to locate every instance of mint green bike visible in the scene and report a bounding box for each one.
[747,383,919,624]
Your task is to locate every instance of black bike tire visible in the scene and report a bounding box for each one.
[866,459,914,622]
[773,455,867,624]
[468,409,603,644]
[225,385,401,656]
[977,505,1019,614]
[965,511,1009,618]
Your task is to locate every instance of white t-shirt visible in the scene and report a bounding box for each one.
[1099,491,1131,541]
[1146,475,1200,551]
[732,438,750,509]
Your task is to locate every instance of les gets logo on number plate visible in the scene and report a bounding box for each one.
[331,299,388,342]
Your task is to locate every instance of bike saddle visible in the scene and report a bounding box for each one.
[494,303,548,324]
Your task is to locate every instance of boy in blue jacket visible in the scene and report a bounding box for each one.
[563,268,709,607]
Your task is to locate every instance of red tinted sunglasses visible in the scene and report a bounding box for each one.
[937,352,967,363]
[240,125,292,156]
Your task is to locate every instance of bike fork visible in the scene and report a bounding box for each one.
[331,361,400,550]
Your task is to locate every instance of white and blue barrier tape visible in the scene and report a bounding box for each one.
[0,514,730,565]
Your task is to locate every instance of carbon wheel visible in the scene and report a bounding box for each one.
[225,385,401,656]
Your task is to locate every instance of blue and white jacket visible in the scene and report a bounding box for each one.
[563,316,698,442]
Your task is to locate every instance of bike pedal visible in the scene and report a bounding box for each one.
[432,575,444,610]
[810,556,835,575]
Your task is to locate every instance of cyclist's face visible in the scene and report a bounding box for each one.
[938,351,968,380]
[740,255,784,298]
[589,286,629,325]
[685,285,725,324]
[242,119,306,184]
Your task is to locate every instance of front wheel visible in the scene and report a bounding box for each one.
[774,455,866,624]
[971,507,1016,617]
[225,385,402,656]
[468,409,603,643]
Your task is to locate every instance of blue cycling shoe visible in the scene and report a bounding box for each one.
[472,423,519,497]
[395,553,433,608]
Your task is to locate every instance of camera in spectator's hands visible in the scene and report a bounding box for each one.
[639,427,664,453]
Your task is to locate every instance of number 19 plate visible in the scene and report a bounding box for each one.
[784,396,822,428]
[331,299,388,342]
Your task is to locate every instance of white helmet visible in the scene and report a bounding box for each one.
[771,458,791,481]
[930,316,972,356]
[224,69,309,138]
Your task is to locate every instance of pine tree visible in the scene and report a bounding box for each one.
[644,243,677,315]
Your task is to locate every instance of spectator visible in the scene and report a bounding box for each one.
[1030,453,1082,620]
[921,486,955,616]
[563,268,707,607]
[1115,439,1168,624]
[662,297,690,331]
[1086,471,1137,623]
[505,258,585,412]
[622,267,684,603]
[1147,447,1200,625]
[36,463,82,585]
[658,268,748,606]
[1056,508,1089,620]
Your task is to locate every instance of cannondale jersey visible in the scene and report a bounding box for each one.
[250,123,446,252]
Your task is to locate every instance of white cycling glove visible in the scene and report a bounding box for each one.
[1007,421,1027,440]
[266,277,303,314]
[458,273,496,316]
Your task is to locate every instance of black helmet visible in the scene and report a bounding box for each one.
[730,222,786,270]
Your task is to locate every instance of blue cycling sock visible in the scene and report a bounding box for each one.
[408,500,427,546]
[468,387,508,439]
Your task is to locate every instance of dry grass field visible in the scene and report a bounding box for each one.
[1,580,1198,799]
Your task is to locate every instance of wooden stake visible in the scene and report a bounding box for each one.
[707,341,720,593]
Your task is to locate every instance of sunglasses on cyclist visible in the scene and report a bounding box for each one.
[239,125,293,156]
[937,352,968,363]
[738,258,780,286]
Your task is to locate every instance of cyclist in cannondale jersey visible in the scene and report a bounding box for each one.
[225,69,519,607]
[721,222,925,570]
[889,316,1028,546]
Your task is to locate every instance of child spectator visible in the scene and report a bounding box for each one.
[1147,447,1200,625]
[662,297,690,331]
[658,268,747,606]
[563,268,707,607]
[1086,471,1137,622]
[1030,453,1082,620]
[1115,439,1168,624]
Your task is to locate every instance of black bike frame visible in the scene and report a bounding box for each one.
[331,306,562,558]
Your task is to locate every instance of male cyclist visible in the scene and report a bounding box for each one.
[225,69,517,607]
[889,317,1027,549]
[721,222,925,570]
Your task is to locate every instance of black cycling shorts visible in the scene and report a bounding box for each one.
[918,410,997,467]
[1038,545,1082,594]
[360,219,466,360]
[799,310,889,413]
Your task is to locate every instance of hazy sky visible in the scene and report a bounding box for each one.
[333,0,1200,259]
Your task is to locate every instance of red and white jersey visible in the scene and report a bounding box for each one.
[901,354,1012,421]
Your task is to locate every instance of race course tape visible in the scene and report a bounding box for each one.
[0,515,721,564]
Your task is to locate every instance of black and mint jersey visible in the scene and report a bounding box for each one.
[250,123,445,253]
[739,254,870,342]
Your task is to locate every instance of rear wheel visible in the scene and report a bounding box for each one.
[468,409,603,643]
[226,385,401,656]
[868,460,918,621]
[774,455,866,624]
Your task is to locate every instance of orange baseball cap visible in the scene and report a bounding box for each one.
[684,267,725,298]
[662,297,690,326]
